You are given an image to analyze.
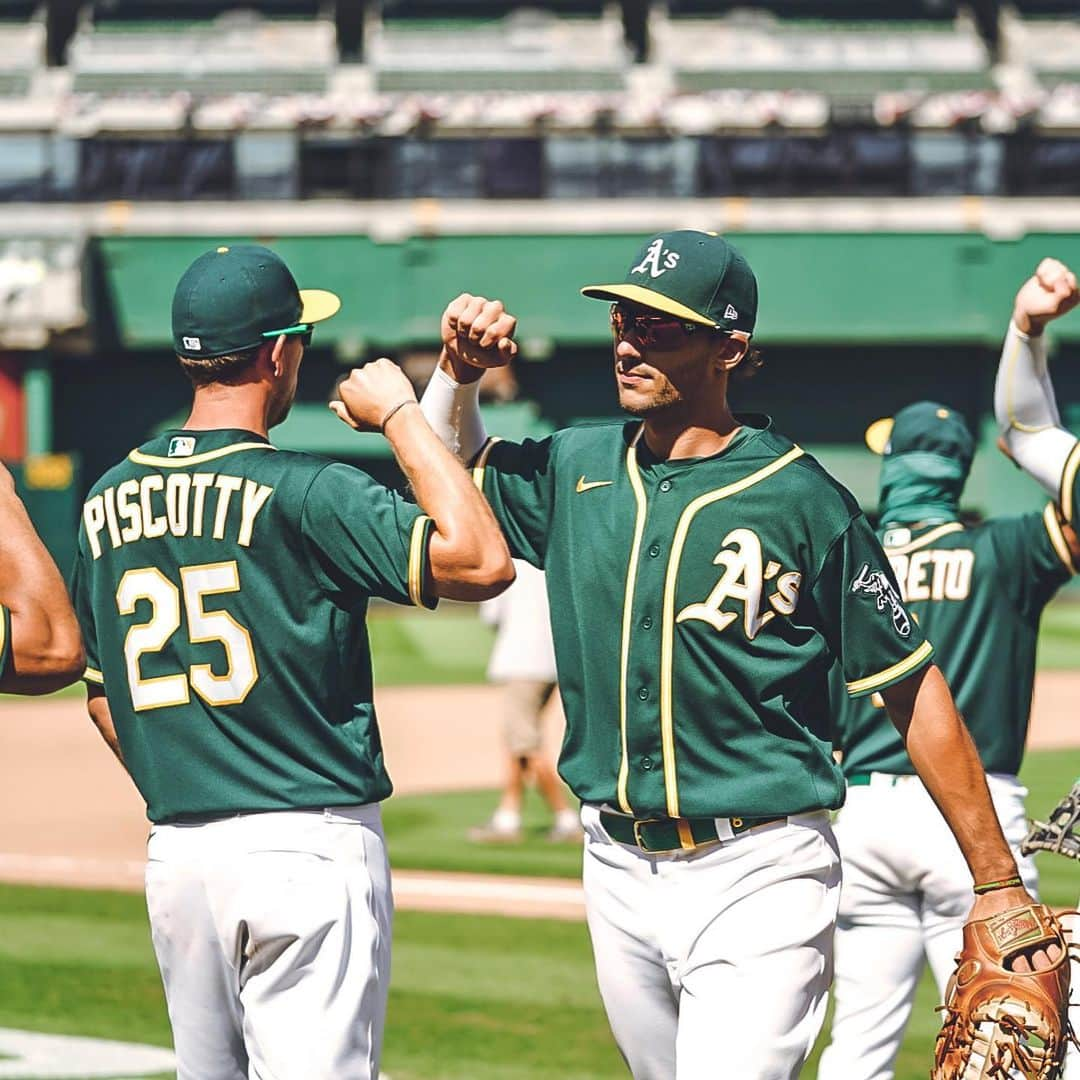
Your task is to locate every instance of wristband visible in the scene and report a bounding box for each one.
[972,875,1023,895]
[380,399,416,433]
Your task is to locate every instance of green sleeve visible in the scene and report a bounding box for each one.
[810,513,934,699]
[300,463,436,610]
[471,436,556,568]
[991,508,1075,621]
[69,542,103,686]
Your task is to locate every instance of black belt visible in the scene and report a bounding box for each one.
[599,811,786,854]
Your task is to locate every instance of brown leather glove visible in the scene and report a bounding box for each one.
[932,904,1074,1080]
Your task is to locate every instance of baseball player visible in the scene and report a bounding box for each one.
[990,255,1080,1078]
[470,558,581,843]
[818,398,1078,1080]
[0,461,83,694]
[69,244,513,1079]
[411,230,1049,1079]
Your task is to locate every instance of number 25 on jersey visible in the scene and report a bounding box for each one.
[117,560,258,711]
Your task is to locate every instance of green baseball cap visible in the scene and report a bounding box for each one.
[865,401,974,468]
[171,244,341,359]
[581,230,758,334]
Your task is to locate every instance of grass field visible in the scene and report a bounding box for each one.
[1,747,1077,1080]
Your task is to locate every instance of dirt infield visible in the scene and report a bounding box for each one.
[1,674,1077,917]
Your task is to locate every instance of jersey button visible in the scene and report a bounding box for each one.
[641,615,653,630]
[648,544,661,558]
[637,687,649,700]
[641,757,653,771]
[659,480,672,492]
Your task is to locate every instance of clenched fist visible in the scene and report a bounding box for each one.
[440,293,519,383]
[330,359,417,433]
[1013,258,1079,336]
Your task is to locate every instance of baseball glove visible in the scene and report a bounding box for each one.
[1022,782,1080,861]
[932,903,1075,1080]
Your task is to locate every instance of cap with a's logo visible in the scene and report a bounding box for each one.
[171,244,341,359]
[581,230,758,334]
[864,401,974,470]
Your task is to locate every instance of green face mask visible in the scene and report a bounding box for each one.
[878,451,969,527]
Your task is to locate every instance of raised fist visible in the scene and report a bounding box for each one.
[330,359,417,433]
[440,293,519,382]
[1013,258,1080,335]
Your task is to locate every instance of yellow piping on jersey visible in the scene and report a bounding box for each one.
[128,443,277,468]
[659,444,805,819]
[83,666,104,684]
[883,522,965,555]
[408,516,431,606]
[845,640,933,697]
[1043,503,1076,574]
[471,438,502,491]
[1060,441,1080,525]
[617,426,648,813]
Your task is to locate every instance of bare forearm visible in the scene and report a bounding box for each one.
[384,405,512,599]
[884,666,1017,884]
[0,484,83,691]
[87,692,127,771]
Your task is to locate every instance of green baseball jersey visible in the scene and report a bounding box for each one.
[834,508,1074,778]
[1061,442,1080,529]
[70,428,435,823]
[472,416,931,819]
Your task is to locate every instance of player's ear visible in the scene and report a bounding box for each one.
[267,335,288,377]
[713,331,750,374]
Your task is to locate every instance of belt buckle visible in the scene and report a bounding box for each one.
[631,817,675,853]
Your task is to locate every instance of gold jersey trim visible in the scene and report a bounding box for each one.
[408,515,433,607]
[1059,441,1080,525]
[883,522,965,555]
[617,426,648,814]
[84,665,104,684]
[659,444,806,818]
[128,443,277,468]
[1043,503,1076,574]
[845,639,934,696]
[471,438,502,492]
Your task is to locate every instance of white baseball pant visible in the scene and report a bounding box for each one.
[581,805,841,1080]
[144,803,392,1080]
[817,772,1037,1080]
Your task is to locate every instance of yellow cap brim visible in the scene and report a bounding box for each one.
[300,288,341,325]
[580,283,717,327]
[865,417,895,455]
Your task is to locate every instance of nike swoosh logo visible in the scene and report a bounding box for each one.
[576,476,614,494]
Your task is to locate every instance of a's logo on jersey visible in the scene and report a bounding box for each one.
[724,303,738,320]
[850,563,911,637]
[168,436,196,458]
[630,238,680,279]
[182,336,202,351]
[676,528,802,640]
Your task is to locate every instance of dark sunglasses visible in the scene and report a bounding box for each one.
[609,303,708,350]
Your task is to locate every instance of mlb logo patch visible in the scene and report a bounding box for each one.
[168,436,196,458]
[182,336,202,351]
